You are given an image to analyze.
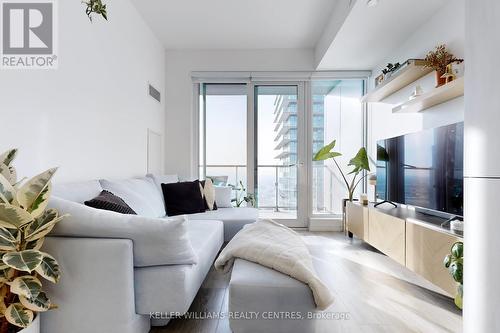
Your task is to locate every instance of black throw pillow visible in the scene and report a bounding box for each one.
[161,180,206,216]
[84,190,137,215]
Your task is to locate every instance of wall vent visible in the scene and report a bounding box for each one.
[148,84,161,103]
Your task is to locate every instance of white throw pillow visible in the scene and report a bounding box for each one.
[53,180,103,204]
[202,178,216,210]
[214,186,233,208]
[49,197,197,267]
[100,177,166,218]
[146,173,179,191]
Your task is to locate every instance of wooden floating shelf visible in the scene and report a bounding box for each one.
[361,59,432,103]
[392,76,464,114]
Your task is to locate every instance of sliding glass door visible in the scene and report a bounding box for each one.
[253,84,306,226]
[198,77,366,227]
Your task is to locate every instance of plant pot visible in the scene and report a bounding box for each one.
[454,284,463,310]
[435,70,447,87]
[19,316,39,333]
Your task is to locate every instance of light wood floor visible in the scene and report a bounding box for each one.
[150,232,462,333]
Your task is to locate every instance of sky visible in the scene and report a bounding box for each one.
[204,92,290,166]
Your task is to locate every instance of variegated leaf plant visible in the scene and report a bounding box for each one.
[0,149,65,332]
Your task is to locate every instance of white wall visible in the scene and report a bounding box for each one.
[164,49,314,178]
[464,1,500,331]
[0,0,165,183]
[367,0,465,188]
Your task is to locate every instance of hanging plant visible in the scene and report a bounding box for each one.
[83,0,108,21]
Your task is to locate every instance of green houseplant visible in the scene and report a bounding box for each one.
[444,241,463,309]
[230,181,256,208]
[0,149,65,332]
[313,140,370,202]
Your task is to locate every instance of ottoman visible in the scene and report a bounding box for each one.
[229,259,317,333]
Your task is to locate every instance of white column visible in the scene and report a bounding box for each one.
[464,1,500,332]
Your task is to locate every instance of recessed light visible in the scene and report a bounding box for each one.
[367,0,379,7]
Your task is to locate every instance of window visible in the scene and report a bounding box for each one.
[311,80,365,215]
[199,84,247,188]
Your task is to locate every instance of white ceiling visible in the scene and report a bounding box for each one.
[316,0,448,70]
[131,0,340,50]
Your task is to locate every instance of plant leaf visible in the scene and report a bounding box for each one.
[25,208,64,241]
[0,264,13,283]
[0,204,33,229]
[0,174,15,204]
[443,254,451,268]
[5,303,33,328]
[3,250,44,273]
[20,292,51,312]
[0,164,16,186]
[0,149,17,167]
[0,237,16,251]
[449,261,463,284]
[17,168,57,218]
[0,226,16,243]
[451,242,463,258]
[313,140,342,161]
[35,253,60,283]
[9,276,42,299]
[348,147,370,174]
[25,238,44,251]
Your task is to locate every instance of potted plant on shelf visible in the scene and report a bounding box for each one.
[313,140,370,203]
[424,44,463,87]
[444,241,463,310]
[0,149,65,333]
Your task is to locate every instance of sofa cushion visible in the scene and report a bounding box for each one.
[146,173,179,192]
[161,181,206,216]
[100,177,165,218]
[188,207,258,241]
[53,180,103,204]
[134,219,224,314]
[49,197,197,267]
[214,186,233,208]
[84,190,137,215]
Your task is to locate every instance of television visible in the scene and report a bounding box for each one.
[376,122,464,217]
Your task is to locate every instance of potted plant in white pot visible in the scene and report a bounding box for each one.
[0,149,65,333]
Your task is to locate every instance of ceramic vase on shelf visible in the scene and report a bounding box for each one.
[435,70,447,87]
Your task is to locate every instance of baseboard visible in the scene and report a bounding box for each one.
[308,218,343,232]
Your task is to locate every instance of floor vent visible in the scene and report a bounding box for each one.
[149,84,161,103]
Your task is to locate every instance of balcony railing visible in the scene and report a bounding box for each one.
[201,164,336,213]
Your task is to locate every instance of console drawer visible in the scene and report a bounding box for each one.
[406,222,462,296]
[368,209,406,265]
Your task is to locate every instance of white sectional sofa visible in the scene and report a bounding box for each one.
[40,175,258,333]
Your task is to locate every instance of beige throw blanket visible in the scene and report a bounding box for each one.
[214,219,334,310]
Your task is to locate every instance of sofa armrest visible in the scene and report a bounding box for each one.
[49,197,197,267]
[41,237,150,333]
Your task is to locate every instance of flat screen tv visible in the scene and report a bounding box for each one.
[376,122,464,217]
